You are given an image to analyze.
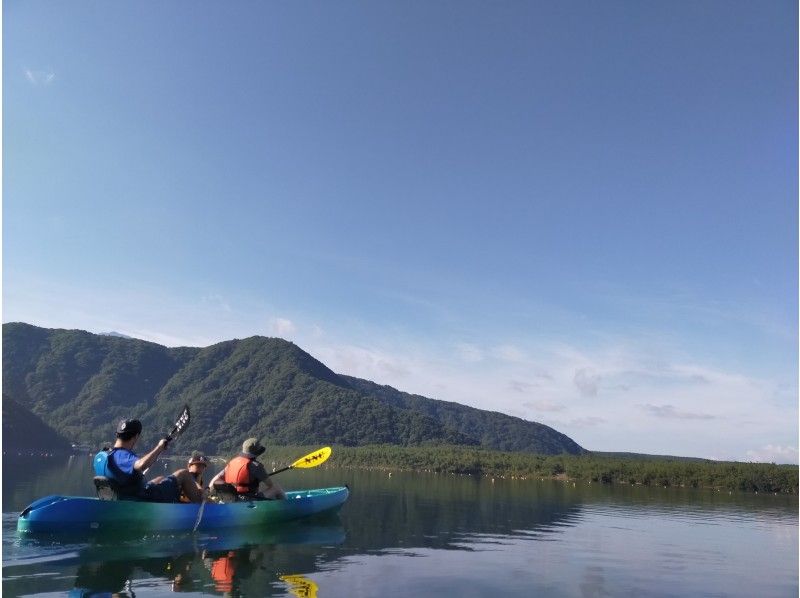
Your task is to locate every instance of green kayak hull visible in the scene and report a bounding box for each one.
[17,486,349,534]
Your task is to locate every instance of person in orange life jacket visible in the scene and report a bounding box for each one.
[179,451,209,503]
[208,438,285,500]
[109,419,205,503]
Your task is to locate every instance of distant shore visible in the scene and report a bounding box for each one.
[264,444,799,496]
[6,444,796,495]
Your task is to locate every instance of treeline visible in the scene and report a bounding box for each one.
[265,444,799,495]
[3,323,583,455]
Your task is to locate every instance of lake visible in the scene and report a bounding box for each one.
[2,454,797,597]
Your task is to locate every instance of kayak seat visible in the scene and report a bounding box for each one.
[211,482,240,504]
[93,476,120,501]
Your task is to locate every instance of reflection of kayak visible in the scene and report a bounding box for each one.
[17,486,349,534]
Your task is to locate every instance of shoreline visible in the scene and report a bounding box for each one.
[6,444,797,496]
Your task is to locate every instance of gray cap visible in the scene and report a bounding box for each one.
[242,437,266,456]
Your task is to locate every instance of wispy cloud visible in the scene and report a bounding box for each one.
[745,445,798,464]
[3,274,795,462]
[491,345,527,363]
[312,343,412,381]
[568,416,606,428]
[201,294,232,313]
[455,343,483,363]
[523,400,566,412]
[574,367,600,397]
[24,68,55,85]
[269,317,296,338]
[509,380,539,393]
[638,404,717,420]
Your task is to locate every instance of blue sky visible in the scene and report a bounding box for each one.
[4,1,797,462]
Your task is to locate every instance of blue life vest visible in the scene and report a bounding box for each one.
[92,448,144,497]
[93,450,111,477]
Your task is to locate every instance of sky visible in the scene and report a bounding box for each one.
[3,1,797,463]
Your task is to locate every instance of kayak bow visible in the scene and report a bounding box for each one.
[17,486,349,534]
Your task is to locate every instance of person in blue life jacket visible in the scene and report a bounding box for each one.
[103,419,205,503]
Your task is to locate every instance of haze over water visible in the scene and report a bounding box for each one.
[3,456,797,597]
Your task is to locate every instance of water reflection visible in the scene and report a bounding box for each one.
[3,456,797,597]
[7,518,345,596]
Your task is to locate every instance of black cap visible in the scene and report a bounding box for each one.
[116,419,142,437]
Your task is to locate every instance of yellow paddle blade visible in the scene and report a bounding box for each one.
[291,447,331,469]
[280,575,319,598]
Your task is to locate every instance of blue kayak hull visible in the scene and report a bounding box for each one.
[17,486,349,534]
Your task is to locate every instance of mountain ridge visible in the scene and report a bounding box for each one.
[2,322,585,456]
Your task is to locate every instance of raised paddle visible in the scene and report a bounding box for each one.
[164,404,190,446]
[193,446,333,532]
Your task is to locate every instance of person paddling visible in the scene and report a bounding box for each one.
[99,419,205,503]
[208,438,285,500]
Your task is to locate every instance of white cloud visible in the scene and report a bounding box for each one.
[491,345,527,363]
[4,275,795,462]
[509,380,539,393]
[744,445,799,464]
[574,367,600,397]
[523,400,566,412]
[269,317,296,338]
[638,403,717,420]
[568,416,606,428]
[24,68,55,85]
[200,294,232,313]
[455,343,483,363]
[311,343,411,382]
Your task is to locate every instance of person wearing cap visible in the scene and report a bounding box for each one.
[105,418,205,503]
[179,451,209,503]
[208,438,285,500]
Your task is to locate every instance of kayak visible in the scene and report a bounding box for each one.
[17,486,349,534]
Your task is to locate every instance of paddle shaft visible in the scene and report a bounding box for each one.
[268,464,293,477]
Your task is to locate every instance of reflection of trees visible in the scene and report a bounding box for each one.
[337,469,584,551]
[9,460,794,597]
[3,455,97,512]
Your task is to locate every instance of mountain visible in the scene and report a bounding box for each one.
[342,376,584,454]
[100,331,135,339]
[2,322,585,456]
[2,393,72,453]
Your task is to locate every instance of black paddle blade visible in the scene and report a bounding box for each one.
[166,404,190,442]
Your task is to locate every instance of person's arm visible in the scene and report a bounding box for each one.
[134,438,169,473]
[254,462,285,499]
[261,476,286,500]
[208,468,225,487]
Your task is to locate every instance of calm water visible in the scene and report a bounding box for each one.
[2,454,797,597]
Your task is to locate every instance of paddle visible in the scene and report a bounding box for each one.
[280,574,319,598]
[268,446,332,477]
[164,404,190,446]
[193,447,332,532]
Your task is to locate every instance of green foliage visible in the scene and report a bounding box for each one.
[9,322,790,497]
[2,323,582,456]
[2,393,72,452]
[273,444,797,495]
[343,376,585,454]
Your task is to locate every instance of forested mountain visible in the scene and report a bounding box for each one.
[2,322,585,456]
[342,376,584,454]
[2,394,72,452]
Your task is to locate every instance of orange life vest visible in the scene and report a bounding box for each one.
[211,551,236,592]
[224,454,259,494]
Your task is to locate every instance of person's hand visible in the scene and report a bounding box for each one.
[158,437,170,450]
